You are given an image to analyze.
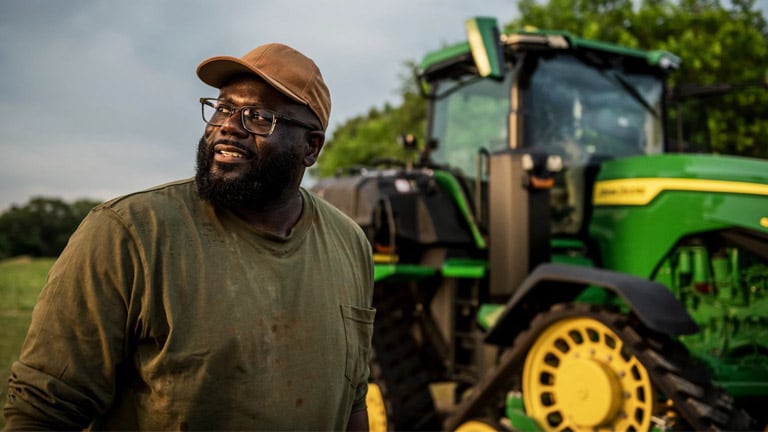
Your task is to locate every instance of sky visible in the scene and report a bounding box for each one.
[0,0,518,211]
[2,1,767,212]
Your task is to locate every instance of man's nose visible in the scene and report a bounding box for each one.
[220,110,249,136]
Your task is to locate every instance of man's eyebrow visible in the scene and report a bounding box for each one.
[216,96,270,108]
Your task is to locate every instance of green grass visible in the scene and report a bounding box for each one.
[0,256,54,428]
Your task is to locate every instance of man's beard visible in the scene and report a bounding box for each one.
[195,137,302,210]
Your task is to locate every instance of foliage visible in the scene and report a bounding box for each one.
[318,0,768,175]
[315,62,427,177]
[0,197,101,259]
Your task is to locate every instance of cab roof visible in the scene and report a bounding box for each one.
[419,28,680,81]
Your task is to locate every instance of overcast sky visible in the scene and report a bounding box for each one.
[3,1,767,212]
[0,0,519,211]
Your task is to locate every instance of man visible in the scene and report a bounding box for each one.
[4,43,375,431]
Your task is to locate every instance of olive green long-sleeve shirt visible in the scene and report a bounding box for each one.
[4,179,375,430]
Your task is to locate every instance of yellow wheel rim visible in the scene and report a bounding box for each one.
[455,419,502,432]
[522,316,654,431]
[366,382,388,432]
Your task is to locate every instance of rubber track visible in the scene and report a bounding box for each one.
[444,303,755,431]
[371,285,441,431]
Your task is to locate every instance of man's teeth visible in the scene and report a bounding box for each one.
[220,150,244,158]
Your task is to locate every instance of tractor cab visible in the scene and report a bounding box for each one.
[420,25,678,236]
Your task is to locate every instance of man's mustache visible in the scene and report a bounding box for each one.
[212,139,256,159]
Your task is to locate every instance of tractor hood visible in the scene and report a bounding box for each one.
[591,153,768,277]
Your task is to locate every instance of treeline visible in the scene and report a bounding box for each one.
[0,197,102,259]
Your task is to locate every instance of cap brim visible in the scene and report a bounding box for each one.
[197,56,255,88]
[196,56,305,106]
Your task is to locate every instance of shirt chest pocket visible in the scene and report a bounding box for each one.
[340,304,376,386]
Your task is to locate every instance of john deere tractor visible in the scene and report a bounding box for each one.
[314,17,768,431]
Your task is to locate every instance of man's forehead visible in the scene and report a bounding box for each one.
[219,75,280,96]
[216,73,317,123]
[218,79,293,107]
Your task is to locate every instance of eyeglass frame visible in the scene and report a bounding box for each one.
[199,97,318,136]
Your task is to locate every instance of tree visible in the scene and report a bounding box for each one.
[0,197,101,258]
[314,62,427,178]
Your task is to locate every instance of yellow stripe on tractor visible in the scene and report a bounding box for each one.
[594,177,768,206]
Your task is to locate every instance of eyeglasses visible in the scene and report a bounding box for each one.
[200,98,317,136]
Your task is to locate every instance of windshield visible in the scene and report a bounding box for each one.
[427,53,665,177]
[429,74,512,177]
[523,54,664,164]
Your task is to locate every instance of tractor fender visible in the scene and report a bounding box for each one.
[484,263,699,346]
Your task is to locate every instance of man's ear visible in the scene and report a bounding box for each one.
[303,130,325,167]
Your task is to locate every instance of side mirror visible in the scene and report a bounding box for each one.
[398,133,418,150]
[465,17,506,80]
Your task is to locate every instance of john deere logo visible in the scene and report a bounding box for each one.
[594,178,768,206]
[761,217,768,228]
[596,186,645,197]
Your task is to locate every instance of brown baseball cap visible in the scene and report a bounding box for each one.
[196,43,331,130]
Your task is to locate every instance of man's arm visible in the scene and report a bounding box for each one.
[4,209,138,429]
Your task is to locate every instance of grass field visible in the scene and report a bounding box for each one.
[0,256,55,428]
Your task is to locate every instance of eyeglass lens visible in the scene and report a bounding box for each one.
[202,100,274,135]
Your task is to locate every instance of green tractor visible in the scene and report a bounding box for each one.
[314,17,768,431]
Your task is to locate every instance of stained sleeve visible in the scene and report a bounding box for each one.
[3,207,142,430]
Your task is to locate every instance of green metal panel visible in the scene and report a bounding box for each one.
[477,303,504,330]
[373,264,436,282]
[465,17,505,79]
[441,257,487,278]
[420,41,470,72]
[590,154,768,277]
[374,259,488,282]
[597,153,768,184]
[420,27,679,76]
[505,392,543,431]
[550,29,680,68]
[551,252,594,267]
[433,170,487,249]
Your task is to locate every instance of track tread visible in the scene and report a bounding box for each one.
[371,286,441,431]
[566,304,754,431]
